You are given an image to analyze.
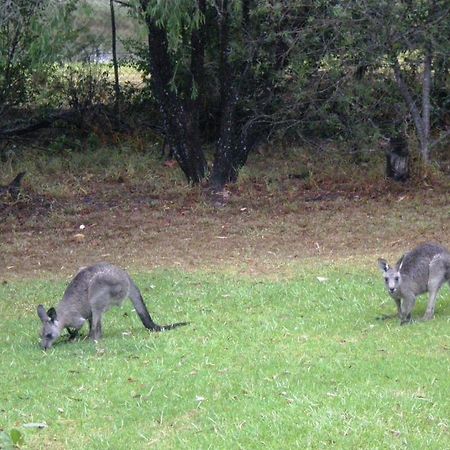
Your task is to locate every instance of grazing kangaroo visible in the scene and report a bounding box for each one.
[378,243,450,324]
[37,263,188,350]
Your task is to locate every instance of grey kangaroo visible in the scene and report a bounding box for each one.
[378,243,450,324]
[37,263,188,350]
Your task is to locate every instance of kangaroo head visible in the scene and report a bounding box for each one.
[37,305,61,350]
[378,258,402,295]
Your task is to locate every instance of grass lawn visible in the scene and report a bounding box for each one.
[1,143,449,448]
[1,267,449,449]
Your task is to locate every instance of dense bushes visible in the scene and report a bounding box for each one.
[1,1,448,183]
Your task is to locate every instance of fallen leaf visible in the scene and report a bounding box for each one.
[10,429,24,446]
[23,422,47,429]
[72,233,85,243]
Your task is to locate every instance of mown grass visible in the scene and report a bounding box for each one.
[1,267,449,449]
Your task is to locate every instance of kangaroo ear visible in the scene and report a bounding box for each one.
[47,307,57,322]
[378,258,390,272]
[37,305,48,322]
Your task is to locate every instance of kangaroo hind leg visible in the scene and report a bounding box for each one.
[87,286,111,341]
[89,309,103,341]
[424,259,447,321]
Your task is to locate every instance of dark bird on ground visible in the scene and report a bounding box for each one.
[0,171,26,200]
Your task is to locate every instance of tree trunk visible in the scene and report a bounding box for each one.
[210,0,257,191]
[421,44,432,162]
[210,86,238,190]
[110,0,120,119]
[187,0,206,155]
[140,1,207,184]
[210,0,237,191]
[393,51,432,163]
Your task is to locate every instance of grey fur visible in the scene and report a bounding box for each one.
[377,243,450,324]
[37,263,187,350]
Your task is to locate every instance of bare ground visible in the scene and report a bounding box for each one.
[1,166,449,280]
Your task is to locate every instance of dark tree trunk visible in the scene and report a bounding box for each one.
[140,1,207,184]
[210,0,238,190]
[210,86,238,190]
[186,0,207,156]
[190,0,206,110]
[218,0,230,113]
[433,53,449,129]
[209,0,256,191]
[140,0,259,190]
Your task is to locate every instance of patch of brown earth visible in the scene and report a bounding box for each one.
[1,177,449,280]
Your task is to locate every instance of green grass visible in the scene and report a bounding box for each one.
[1,268,449,449]
[1,143,187,199]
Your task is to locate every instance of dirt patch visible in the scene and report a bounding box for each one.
[1,170,449,280]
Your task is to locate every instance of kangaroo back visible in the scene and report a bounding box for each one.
[397,243,449,288]
[128,278,188,331]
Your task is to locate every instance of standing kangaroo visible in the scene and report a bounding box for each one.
[377,243,450,324]
[37,263,188,350]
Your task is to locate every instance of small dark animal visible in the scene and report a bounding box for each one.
[0,171,26,200]
[385,136,409,182]
[378,243,450,324]
[37,263,188,350]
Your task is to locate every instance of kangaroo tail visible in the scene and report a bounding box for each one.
[129,280,189,332]
[153,321,189,332]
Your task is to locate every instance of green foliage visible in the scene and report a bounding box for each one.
[1,268,449,448]
[2,0,449,172]
[143,0,203,52]
[243,0,449,150]
[0,429,24,449]
[332,0,450,132]
[0,0,79,110]
[45,64,114,110]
